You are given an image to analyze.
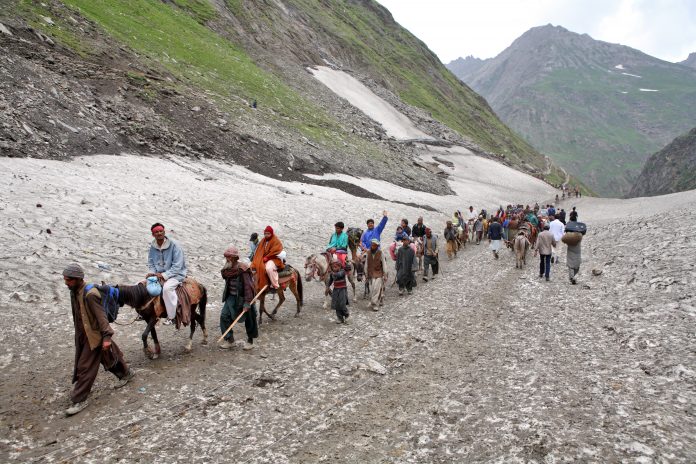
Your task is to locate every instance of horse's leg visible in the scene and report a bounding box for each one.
[270,290,285,318]
[291,282,301,317]
[258,295,265,325]
[150,322,161,360]
[142,317,157,359]
[349,273,357,303]
[322,275,330,310]
[186,304,196,353]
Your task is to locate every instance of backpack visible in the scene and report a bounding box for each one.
[85,284,121,323]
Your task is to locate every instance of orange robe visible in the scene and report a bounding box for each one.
[251,235,285,291]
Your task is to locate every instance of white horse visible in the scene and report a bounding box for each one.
[304,253,357,309]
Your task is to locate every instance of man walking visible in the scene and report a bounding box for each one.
[535,224,556,281]
[366,239,387,310]
[147,223,187,323]
[395,236,416,295]
[422,227,439,281]
[63,263,134,416]
[548,215,565,263]
[219,247,258,351]
[487,217,503,259]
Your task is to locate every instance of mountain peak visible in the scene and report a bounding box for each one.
[681,52,696,69]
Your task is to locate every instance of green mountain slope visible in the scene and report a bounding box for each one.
[448,25,696,197]
[630,127,696,197]
[4,0,561,192]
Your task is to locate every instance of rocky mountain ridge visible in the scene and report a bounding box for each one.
[630,127,696,197]
[446,24,696,197]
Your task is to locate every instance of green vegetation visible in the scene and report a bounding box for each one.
[514,64,696,195]
[172,0,217,23]
[56,0,356,148]
[16,0,91,56]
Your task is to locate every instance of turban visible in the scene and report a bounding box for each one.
[425,227,431,234]
[62,263,85,279]
[151,225,164,233]
[224,246,240,258]
[264,226,274,235]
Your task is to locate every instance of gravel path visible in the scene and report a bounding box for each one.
[1,155,694,463]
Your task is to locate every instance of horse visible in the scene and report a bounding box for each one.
[513,232,531,268]
[305,252,357,309]
[352,250,370,299]
[117,278,208,359]
[256,265,303,325]
[414,237,424,272]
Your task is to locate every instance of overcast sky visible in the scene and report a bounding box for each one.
[375,0,696,63]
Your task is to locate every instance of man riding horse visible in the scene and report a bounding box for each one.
[251,226,284,293]
[146,223,187,324]
[326,221,349,268]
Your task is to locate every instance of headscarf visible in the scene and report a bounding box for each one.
[264,225,274,236]
[224,246,240,258]
[62,263,84,279]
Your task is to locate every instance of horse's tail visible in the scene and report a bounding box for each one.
[198,284,208,322]
[295,269,304,306]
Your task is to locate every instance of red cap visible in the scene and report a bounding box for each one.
[264,226,274,235]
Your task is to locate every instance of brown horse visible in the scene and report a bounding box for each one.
[257,266,303,325]
[117,279,208,359]
[513,232,531,268]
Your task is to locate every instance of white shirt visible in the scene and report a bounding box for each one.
[549,219,565,241]
[467,210,477,221]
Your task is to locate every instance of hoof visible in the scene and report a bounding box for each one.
[201,338,208,346]
[294,312,300,318]
[151,352,159,360]
[184,342,193,353]
[144,347,153,359]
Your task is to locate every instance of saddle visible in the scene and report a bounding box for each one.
[149,277,202,328]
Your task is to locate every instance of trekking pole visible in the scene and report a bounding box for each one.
[217,285,268,343]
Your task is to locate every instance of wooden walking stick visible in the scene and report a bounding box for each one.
[217,285,268,343]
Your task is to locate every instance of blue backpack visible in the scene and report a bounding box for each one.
[85,284,121,323]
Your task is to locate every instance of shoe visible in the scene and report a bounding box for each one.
[571,278,577,285]
[371,306,379,312]
[539,274,543,278]
[431,275,436,280]
[343,317,351,325]
[218,340,234,350]
[115,369,135,389]
[242,341,254,351]
[545,276,549,281]
[407,290,412,295]
[336,316,344,324]
[269,287,277,294]
[423,277,429,282]
[162,319,173,325]
[398,290,404,296]
[65,401,88,416]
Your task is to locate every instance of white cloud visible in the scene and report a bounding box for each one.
[376,0,696,63]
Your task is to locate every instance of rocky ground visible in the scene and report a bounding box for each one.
[0,153,694,463]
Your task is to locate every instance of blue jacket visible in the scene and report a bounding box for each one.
[327,231,348,251]
[148,238,187,281]
[488,223,503,240]
[360,216,388,249]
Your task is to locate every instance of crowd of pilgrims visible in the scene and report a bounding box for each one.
[59,199,580,416]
